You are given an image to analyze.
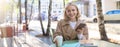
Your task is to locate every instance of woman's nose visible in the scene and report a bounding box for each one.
[70,11,74,14]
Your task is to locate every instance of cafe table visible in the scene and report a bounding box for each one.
[50,40,97,47]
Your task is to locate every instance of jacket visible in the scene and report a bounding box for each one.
[53,19,88,41]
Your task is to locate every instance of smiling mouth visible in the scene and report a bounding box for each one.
[69,15,74,17]
[70,15,74,17]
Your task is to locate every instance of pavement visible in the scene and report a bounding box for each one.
[87,23,120,44]
[0,21,120,47]
[0,32,50,47]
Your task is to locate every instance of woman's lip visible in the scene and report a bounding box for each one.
[70,15,74,17]
[69,15,74,16]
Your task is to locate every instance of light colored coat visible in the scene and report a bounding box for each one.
[53,19,88,41]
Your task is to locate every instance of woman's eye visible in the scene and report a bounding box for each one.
[67,10,70,12]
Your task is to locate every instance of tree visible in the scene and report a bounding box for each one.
[29,0,34,20]
[18,0,22,24]
[25,0,28,30]
[96,0,108,41]
[38,0,46,36]
[45,0,52,36]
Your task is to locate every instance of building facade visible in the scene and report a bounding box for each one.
[40,0,64,21]
[89,0,120,17]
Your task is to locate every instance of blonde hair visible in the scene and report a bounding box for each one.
[64,3,81,21]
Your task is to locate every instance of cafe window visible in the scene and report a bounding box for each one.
[117,1,120,9]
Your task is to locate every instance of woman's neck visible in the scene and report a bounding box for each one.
[70,18,76,22]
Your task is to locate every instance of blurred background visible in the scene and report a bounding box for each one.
[0,0,120,47]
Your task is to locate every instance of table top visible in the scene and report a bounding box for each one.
[62,40,79,47]
[50,40,97,47]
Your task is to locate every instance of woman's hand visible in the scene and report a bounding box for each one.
[54,39,59,47]
[53,36,63,47]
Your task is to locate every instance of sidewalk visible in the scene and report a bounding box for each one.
[0,32,49,47]
[91,39,120,47]
[13,32,49,47]
[87,23,120,44]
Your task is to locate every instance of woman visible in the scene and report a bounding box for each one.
[53,3,88,47]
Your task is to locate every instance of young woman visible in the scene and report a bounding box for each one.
[53,3,88,47]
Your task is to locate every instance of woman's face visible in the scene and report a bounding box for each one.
[66,5,78,19]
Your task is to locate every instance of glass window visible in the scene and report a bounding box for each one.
[117,1,120,9]
[58,11,61,13]
[53,11,56,13]
[43,11,46,13]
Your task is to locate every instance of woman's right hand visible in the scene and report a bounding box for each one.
[53,36,63,47]
[55,39,59,47]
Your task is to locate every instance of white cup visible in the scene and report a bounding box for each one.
[54,36,63,47]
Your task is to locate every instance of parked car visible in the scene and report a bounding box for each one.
[92,10,120,22]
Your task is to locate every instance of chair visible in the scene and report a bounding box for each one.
[49,28,55,42]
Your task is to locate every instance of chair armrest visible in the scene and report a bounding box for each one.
[49,28,55,42]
